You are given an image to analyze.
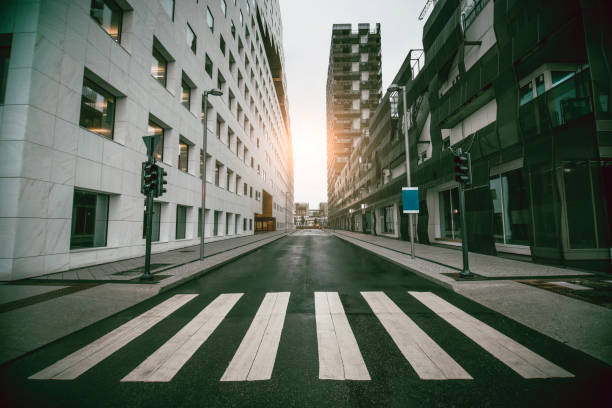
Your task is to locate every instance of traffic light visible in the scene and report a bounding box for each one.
[155,166,168,198]
[454,152,471,186]
[141,162,157,195]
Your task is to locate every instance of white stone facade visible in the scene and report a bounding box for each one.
[0,0,294,280]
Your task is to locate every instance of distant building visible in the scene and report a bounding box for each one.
[294,202,309,226]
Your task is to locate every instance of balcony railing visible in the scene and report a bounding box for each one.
[461,0,491,31]
[519,70,592,137]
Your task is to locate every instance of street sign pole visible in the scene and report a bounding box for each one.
[141,135,160,281]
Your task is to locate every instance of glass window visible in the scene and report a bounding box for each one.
[181,78,191,110]
[142,202,161,242]
[240,10,243,25]
[79,77,116,139]
[243,218,247,231]
[231,21,236,39]
[161,0,174,20]
[206,7,214,31]
[221,0,227,16]
[151,46,167,86]
[551,70,575,88]
[249,218,252,230]
[564,163,597,249]
[383,205,395,233]
[178,139,189,172]
[219,35,226,55]
[535,74,545,96]
[226,213,231,235]
[90,0,122,42]
[438,188,460,239]
[70,189,109,249]
[148,120,164,161]
[205,53,213,77]
[186,24,196,53]
[246,1,250,14]
[531,169,558,247]
[490,168,530,246]
[176,205,187,239]
[519,81,534,106]
[215,162,221,186]
[0,34,11,105]
[214,210,221,235]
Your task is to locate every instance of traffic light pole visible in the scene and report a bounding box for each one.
[142,175,155,281]
[458,183,473,278]
[140,135,160,281]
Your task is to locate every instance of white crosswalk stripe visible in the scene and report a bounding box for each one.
[122,293,243,382]
[408,291,574,379]
[361,291,472,380]
[221,292,290,381]
[29,294,197,380]
[315,292,370,380]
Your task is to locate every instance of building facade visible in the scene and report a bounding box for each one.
[0,0,294,280]
[330,0,612,271]
[326,23,382,220]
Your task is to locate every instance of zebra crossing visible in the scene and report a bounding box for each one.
[29,291,573,383]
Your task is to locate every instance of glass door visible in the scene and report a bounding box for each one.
[438,188,461,240]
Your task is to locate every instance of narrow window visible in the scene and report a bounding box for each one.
[215,162,222,186]
[206,7,214,31]
[79,77,116,139]
[220,0,227,17]
[181,76,191,110]
[161,0,174,20]
[148,119,164,161]
[205,53,213,77]
[151,46,168,86]
[175,205,187,239]
[70,189,109,249]
[186,23,196,53]
[239,10,243,25]
[90,0,122,42]
[231,21,236,39]
[219,35,226,55]
[178,138,189,172]
[142,202,161,242]
[0,34,11,104]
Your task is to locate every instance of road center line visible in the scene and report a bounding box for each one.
[221,292,290,381]
[29,294,198,380]
[361,291,472,380]
[408,291,574,379]
[121,293,243,382]
[315,292,370,380]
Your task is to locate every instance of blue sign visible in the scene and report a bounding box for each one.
[402,187,419,214]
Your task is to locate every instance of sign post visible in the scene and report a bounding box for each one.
[402,187,419,259]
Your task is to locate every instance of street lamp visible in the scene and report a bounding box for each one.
[200,89,223,261]
[388,83,415,259]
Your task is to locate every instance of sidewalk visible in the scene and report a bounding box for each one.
[0,231,290,364]
[332,230,612,366]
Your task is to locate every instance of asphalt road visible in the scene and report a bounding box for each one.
[1,230,611,407]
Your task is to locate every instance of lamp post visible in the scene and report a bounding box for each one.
[285,191,289,232]
[388,84,415,259]
[200,89,223,261]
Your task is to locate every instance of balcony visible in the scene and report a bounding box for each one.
[519,70,592,138]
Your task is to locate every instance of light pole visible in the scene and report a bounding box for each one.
[200,89,223,261]
[389,83,415,259]
[285,191,289,232]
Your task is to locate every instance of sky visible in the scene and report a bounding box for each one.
[280,0,427,209]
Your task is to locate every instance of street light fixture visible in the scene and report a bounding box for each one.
[388,83,415,259]
[200,89,223,261]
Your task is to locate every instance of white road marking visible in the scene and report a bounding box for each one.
[221,292,290,381]
[549,281,592,291]
[121,293,243,382]
[315,292,370,380]
[361,291,471,380]
[29,294,197,380]
[408,291,574,379]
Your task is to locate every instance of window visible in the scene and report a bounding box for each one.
[226,168,233,191]
[148,119,164,161]
[239,10,243,25]
[161,0,174,20]
[176,205,187,239]
[205,53,213,77]
[142,202,161,242]
[383,206,395,234]
[181,77,191,110]
[219,35,226,55]
[178,138,189,172]
[250,186,253,198]
[490,168,529,246]
[246,1,250,14]
[519,81,534,106]
[226,213,231,235]
[206,7,214,31]
[217,71,226,92]
[243,182,247,195]
[90,0,122,42]
[243,218,247,231]
[79,77,116,139]
[0,34,11,104]
[151,45,168,86]
[186,24,196,53]
[221,0,227,16]
[215,161,222,186]
[231,21,236,39]
[70,189,109,249]
[249,218,253,230]
[214,210,222,235]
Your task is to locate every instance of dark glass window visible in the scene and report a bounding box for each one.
[205,54,213,77]
[551,71,575,88]
[383,206,395,233]
[186,24,196,53]
[151,46,167,86]
[181,78,191,110]
[221,0,227,16]
[219,35,226,55]
[564,163,597,249]
[178,139,189,172]
[249,218,252,230]
[206,7,214,31]
[161,0,174,20]
[243,218,247,231]
[231,21,236,39]
[490,168,530,246]
[531,169,558,247]
[79,77,116,139]
[90,0,122,42]
[0,34,12,104]
[215,162,221,186]
[176,205,187,239]
[519,82,534,106]
[70,190,109,249]
[142,202,161,242]
[214,210,221,236]
[226,213,231,235]
[148,120,164,161]
[535,74,545,96]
